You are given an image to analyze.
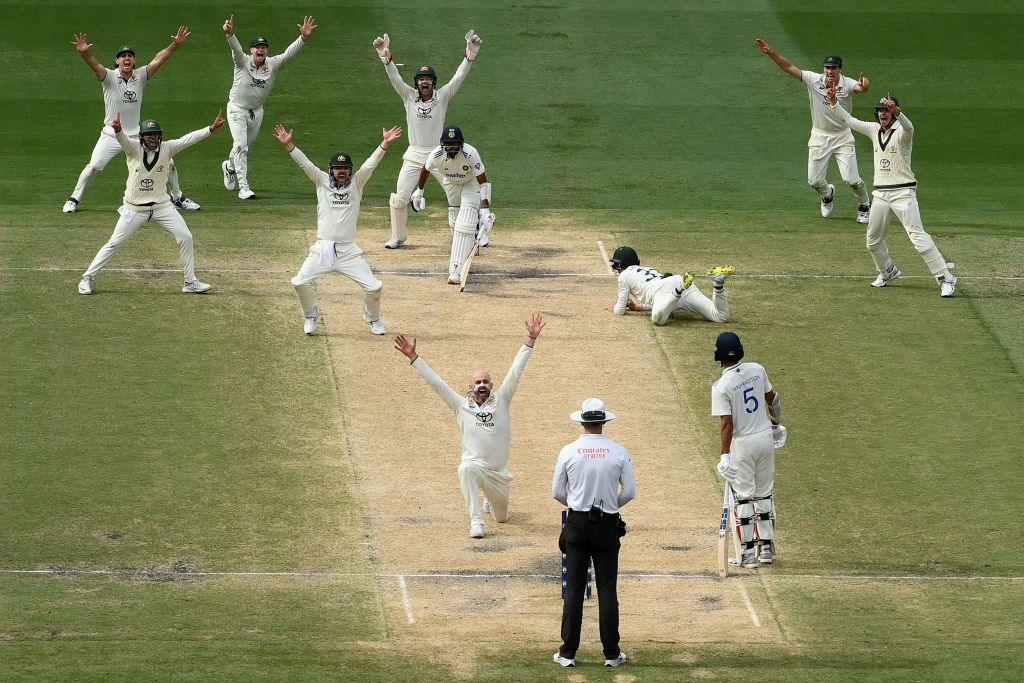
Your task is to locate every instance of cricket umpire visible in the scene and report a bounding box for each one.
[551,398,635,668]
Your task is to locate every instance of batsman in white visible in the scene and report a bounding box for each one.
[372,29,482,249]
[274,124,403,335]
[221,15,317,200]
[64,30,200,214]
[711,332,786,569]
[827,88,958,297]
[412,125,495,284]
[755,38,872,224]
[604,246,734,325]
[77,111,226,295]
[394,313,545,539]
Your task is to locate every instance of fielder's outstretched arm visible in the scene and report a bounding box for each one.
[147,26,190,77]
[72,33,106,80]
[395,335,464,412]
[495,313,544,401]
[355,126,403,191]
[754,38,801,79]
[164,110,225,156]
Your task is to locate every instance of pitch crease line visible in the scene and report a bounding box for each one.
[397,575,416,625]
[3,266,1021,282]
[596,240,615,275]
[737,582,762,628]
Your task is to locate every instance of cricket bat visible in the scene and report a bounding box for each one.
[458,240,481,292]
[717,484,730,578]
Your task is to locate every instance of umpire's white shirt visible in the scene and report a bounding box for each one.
[385,59,472,150]
[711,362,774,437]
[424,144,485,185]
[412,345,532,470]
[227,35,304,110]
[552,434,636,514]
[289,145,385,245]
[613,265,677,315]
[101,66,149,136]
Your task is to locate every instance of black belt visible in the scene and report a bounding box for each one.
[568,509,619,519]
[875,182,917,190]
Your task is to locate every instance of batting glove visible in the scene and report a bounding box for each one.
[479,208,495,232]
[410,188,425,212]
[372,34,391,63]
[465,29,482,60]
[772,425,788,449]
[716,454,738,482]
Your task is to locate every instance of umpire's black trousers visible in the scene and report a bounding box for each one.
[559,509,622,659]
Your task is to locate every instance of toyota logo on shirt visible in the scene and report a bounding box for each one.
[123,91,137,101]
[476,412,494,426]
[140,179,154,189]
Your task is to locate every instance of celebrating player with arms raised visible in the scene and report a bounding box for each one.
[372,29,482,249]
[64,29,200,214]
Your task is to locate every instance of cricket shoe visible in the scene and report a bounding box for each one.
[304,308,321,335]
[553,653,576,668]
[706,265,736,288]
[740,549,760,569]
[173,196,201,211]
[63,198,79,214]
[238,188,256,200]
[182,280,213,294]
[448,275,461,286]
[383,237,405,249]
[871,264,902,288]
[469,522,485,538]
[820,184,836,218]
[77,275,93,295]
[940,275,958,298]
[605,651,628,668]
[857,204,870,224]
[222,160,237,190]
[366,318,386,335]
[759,542,775,565]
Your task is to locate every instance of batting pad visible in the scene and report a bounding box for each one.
[450,230,477,278]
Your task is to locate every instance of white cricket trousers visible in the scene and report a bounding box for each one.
[866,187,952,283]
[651,276,729,325]
[731,430,776,547]
[807,128,869,203]
[290,241,383,322]
[458,459,514,526]
[226,103,264,192]
[388,146,448,242]
[71,132,182,202]
[83,205,197,282]
[445,180,482,280]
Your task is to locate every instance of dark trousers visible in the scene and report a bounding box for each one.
[559,509,621,659]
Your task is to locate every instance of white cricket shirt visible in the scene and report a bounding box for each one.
[423,143,485,185]
[552,433,636,514]
[833,106,917,189]
[801,70,858,133]
[101,66,149,136]
[289,145,385,243]
[116,127,211,207]
[385,59,472,148]
[711,362,774,437]
[411,345,532,471]
[227,34,304,110]
[613,265,678,315]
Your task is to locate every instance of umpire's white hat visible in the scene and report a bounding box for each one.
[570,397,616,423]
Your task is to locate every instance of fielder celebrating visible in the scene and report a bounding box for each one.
[221,15,317,200]
[77,111,225,295]
[372,29,482,249]
[755,38,871,223]
[274,124,402,335]
[64,30,200,214]
[604,246,734,325]
[711,332,785,569]
[394,313,545,539]
[827,88,958,297]
[412,125,495,284]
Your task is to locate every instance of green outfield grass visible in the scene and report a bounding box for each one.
[2,0,1023,680]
